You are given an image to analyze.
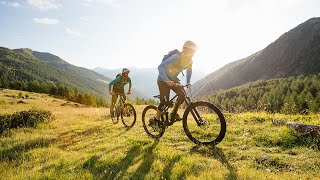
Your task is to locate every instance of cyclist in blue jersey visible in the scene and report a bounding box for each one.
[154,40,198,123]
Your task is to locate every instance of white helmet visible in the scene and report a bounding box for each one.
[122,68,130,74]
[183,40,198,50]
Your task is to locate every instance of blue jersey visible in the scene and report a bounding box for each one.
[158,53,192,83]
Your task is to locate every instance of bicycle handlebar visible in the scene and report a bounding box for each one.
[174,83,190,88]
[152,83,192,101]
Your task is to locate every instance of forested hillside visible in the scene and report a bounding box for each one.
[196,74,320,114]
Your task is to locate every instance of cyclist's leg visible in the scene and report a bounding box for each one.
[120,91,126,111]
[170,85,185,118]
[110,91,119,116]
[121,90,126,103]
[157,80,170,120]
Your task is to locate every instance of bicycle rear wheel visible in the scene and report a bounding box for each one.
[121,103,136,128]
[142,105,165,138]
[183,101,226,146]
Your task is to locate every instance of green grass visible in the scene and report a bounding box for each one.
[0,89,319,179]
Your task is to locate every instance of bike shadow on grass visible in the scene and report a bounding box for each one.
[82,139,159,179]
[110,127,132,138]
[190,146,238,180]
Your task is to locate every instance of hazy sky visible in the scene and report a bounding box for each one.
[1,0,320,74]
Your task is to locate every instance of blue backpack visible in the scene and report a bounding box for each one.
[162,49,180,62]
[162,49,185,77]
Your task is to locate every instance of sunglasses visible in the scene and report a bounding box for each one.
[183,47,196,51]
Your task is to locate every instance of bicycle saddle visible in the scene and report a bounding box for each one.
[153,95,160,98]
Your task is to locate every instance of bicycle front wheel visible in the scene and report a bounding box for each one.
[183,101,226,146]
[121,103,136,128]
[111,108,119,124]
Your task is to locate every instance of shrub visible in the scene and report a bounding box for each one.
[17,92,23,98]
[0,108,53,135]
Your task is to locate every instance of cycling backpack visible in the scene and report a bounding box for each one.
[162,49,180,62]
[162,49,186,77]
[116,73,130,82]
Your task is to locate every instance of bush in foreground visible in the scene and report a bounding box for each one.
[0,108,53,135]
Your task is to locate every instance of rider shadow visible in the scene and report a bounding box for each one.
[190,146,238,180]
[162,154,182,178]
[83,145,141,179]
[111,128,130,138]
[130,139,159,179]
[82,139,159,179]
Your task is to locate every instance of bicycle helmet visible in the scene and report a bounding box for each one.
[183,40,198,50]
[122,68,130,74]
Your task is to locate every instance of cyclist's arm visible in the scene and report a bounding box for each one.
[158,53,179,82]
[108,76,121,91]
[128,77,132,91]
[186,63,193,84]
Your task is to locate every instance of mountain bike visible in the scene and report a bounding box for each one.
[111,93,136,128]
[142,84,226,146]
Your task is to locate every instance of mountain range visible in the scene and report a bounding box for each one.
[193,17,320,97]
[0,48,143,99]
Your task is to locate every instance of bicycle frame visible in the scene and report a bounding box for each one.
[115,93,126,115]
[159,86,202,126]
[144,84,226,145]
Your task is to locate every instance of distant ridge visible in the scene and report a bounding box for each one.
[193,17,320,97]
[0,47,147,98]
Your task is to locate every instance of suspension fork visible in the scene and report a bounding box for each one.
[181,88,197,119]
[185,97,202,125]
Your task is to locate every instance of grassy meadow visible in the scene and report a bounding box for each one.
[0,89,319,179]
